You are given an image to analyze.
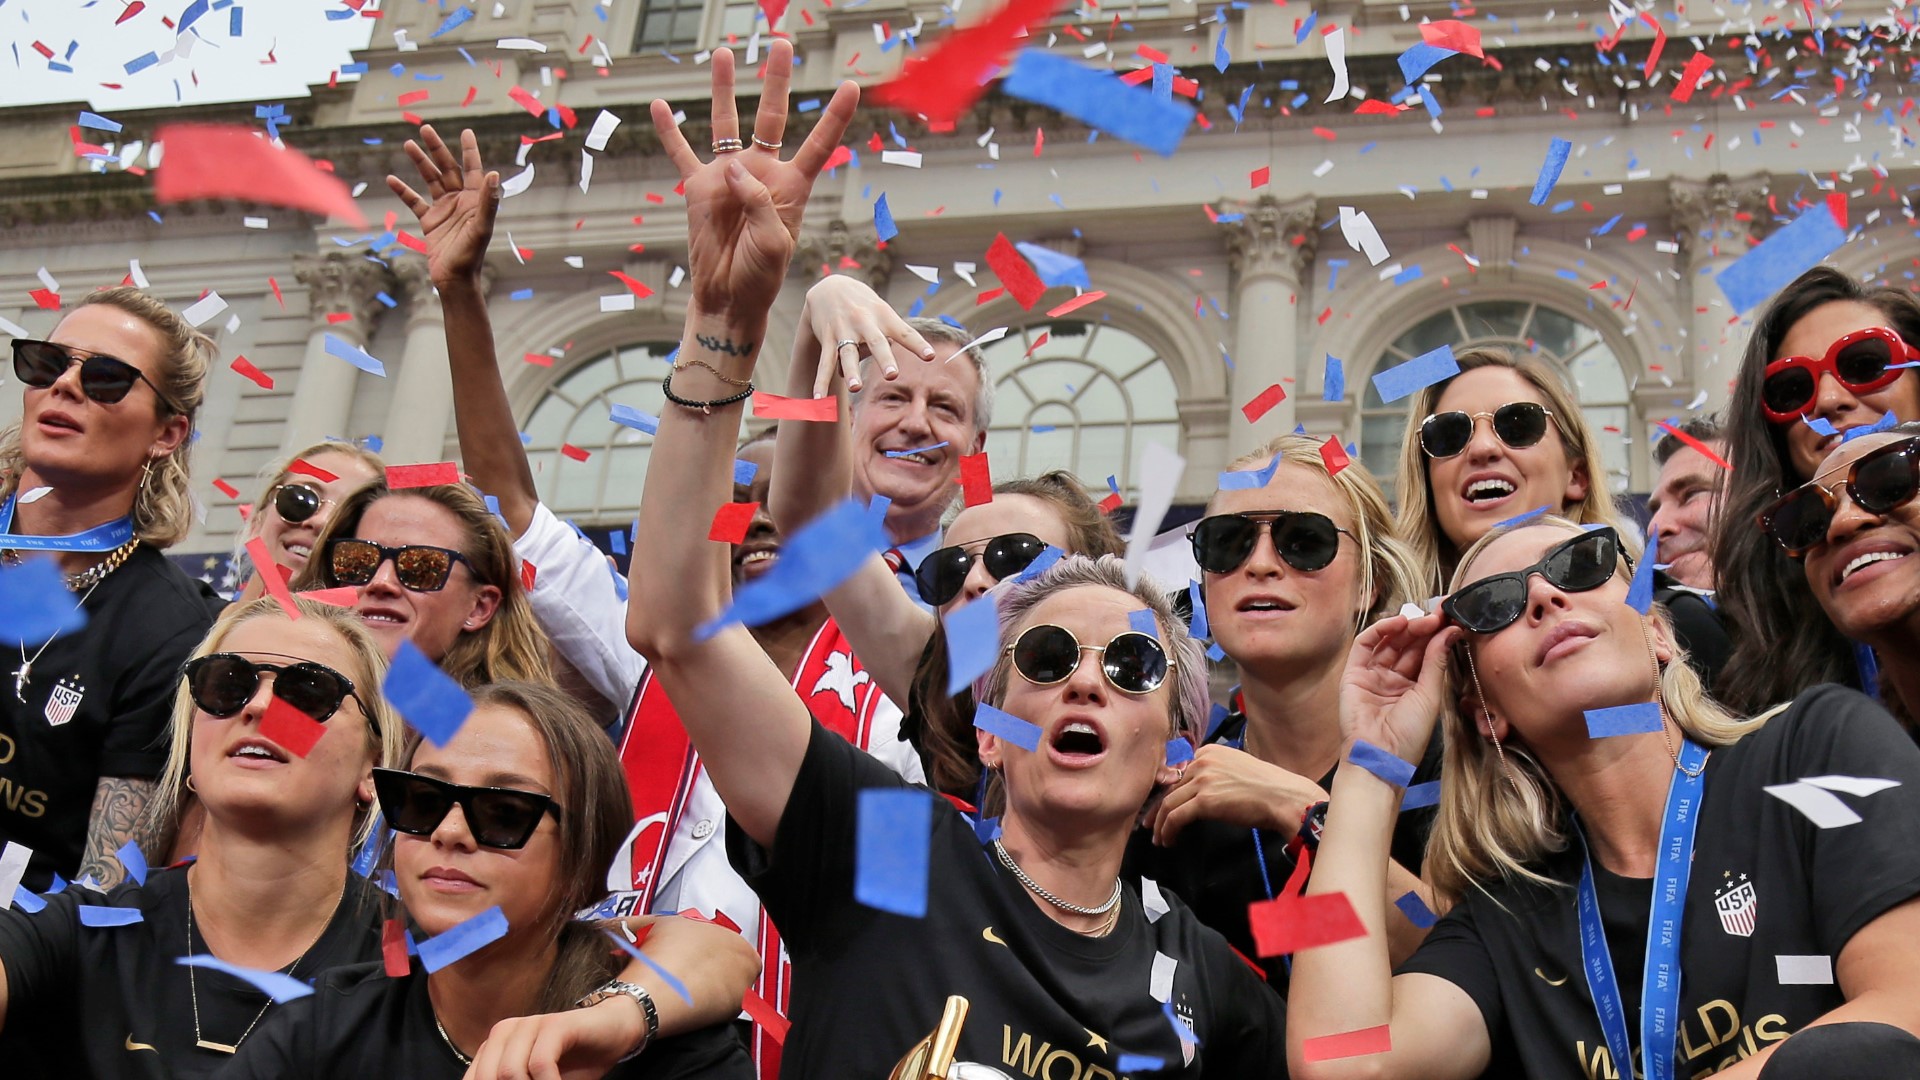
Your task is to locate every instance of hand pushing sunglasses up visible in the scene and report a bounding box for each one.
[13,338,183,412]
[1441,527,1625,634]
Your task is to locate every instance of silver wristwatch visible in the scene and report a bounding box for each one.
[577,979,659,1061]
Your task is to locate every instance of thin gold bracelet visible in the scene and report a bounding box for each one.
[673,358,751,387]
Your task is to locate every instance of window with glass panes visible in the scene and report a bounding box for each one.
[523,342,678,521]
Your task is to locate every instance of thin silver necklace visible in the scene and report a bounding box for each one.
[434,1013,473,1066]
[992,840,1122,917]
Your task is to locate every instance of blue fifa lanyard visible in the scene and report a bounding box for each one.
[1575,736,1709,1080]
[1856,643,1881,700]
[0,496,135,553]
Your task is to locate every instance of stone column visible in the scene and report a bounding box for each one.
[1222,195,1318,456]
[284,252,394,454]
[1670,174,1772,418]
[377,257,462,464]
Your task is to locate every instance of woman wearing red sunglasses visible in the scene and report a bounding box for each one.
[1715,267,1920,714]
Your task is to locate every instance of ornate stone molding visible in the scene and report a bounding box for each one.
[292,251,396,334]
[1220,195,1318,285]
[796,220,893,290]
[1466,216,1518,281]
[1669,173,1774,258]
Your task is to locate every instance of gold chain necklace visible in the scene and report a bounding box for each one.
[434,1012,474,1066]
[186,874,342,1054]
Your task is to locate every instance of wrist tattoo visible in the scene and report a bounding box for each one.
[695,334,755,357]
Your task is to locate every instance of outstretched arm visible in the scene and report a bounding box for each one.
[387,125,539,538]
[625,43,860,849]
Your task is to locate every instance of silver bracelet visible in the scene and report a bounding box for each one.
[577,979,659,1061]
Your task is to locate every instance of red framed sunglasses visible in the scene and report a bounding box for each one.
[1762,327,1916,424]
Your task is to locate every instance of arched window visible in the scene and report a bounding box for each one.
[523,341,678,522]
[1359,300,1634,495]
[978,320,1182,496]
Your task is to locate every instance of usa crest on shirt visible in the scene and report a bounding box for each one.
[1714,872,1757,937]
[44,675,83,727]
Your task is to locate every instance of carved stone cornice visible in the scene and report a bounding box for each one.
[1669,173,1774,259]
[1220,195,1318,285]
[292,251,396,334]
[796,220,893,290]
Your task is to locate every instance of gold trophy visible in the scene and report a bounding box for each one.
[888,996,1014,1080]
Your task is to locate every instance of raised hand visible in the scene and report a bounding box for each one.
[386,125,499,288]
[1339,610,1459,763]
[651,39,858,322]
[800,274,936,396]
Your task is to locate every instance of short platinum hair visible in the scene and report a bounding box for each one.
[854,316,995,435]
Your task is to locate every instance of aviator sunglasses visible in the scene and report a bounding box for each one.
[270,483,337,526]
[327,538,478,593]
[1006,623,1173,696]
[1441,527,1625,634]
[915,532,1049,606]
[1191,511,1354,576]
[1758,436,1920,558]
[1418,401,1555,459]
[183,652,366,724]
[1761,327,1915,424]
[372,768,561,850]
[12,339,180,410]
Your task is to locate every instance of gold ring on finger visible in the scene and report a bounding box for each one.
[711,137,746,154]
[752,135,783,151]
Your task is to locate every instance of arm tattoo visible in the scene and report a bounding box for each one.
[75,777,163,888]
[693,334,755,357]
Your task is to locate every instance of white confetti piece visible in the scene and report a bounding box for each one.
[954,262,978,287]
[1323,28,1349,104]
[0,842,29,910]
[36,267,59,294]
[1149,951,1177,1003]
[1125,443,1186,587]
[1398,602,1426,620]
[1141,877,1169,923]
[1338,206,1391,266]
[182,291,228,327]
[242,216,269,229]
[497,37,548,51]
[881,150,924,168]
[564,255,585,269]
[1313,159,1335,178]
[579,150,594,194]
[127,259,149,289]
[954,326,1009,354]
[18,487,52,504]
[1775,955,1833,985]
[905,264,940,284]
[500,163,535,198]
[0,316,30,339]
[669,266,686,288]
[600,293,637,312]
[1764,782,1862,828]
[586,110,621,152]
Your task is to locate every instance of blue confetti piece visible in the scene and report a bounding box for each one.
[12,886,46,913]
[943,593,1001,696]
[323,334,387,377]
[609,529,628,556]
[1162,1000,1202,1045]
[177,955,315,1001]
[1011,544,1064,585]
[324,7,353,18]
[797,98,821,113]
[856,789,931,917]
[431,6,475,37]
[1129,608,1159,639]
[0,557,87,647]
[1165,738,1195,766]
[382,641,476,747]
[1584,702,1665,739]
[1205,641,1226,662]
[973,814,1003,845]
[1529,137,1572,207]
[1014,242,1093,289]
[1400,781,1440,810]
[885,441,949,458]
[973,703,1043,752]
[1152,63,1172,102]
[77,906,143,927]
[115,841,147,886]
[509,288,534,301]
[1213,27,1229,72]
[1843,410,1901,441]
[1716,204,1847,314]
[604,928,695,1006]
[696,499,888,639]
[1323,355,1345,402]
[1118,1054,1166,1072]
[1398,42,1457,82]
[1204,702,1230,741]
[375,291,398,308]
[1186,581,1210,639]
[1805,416,1838,437]
[177,0,210,34]
[1496,505,1551,529]
[1394,891,1439,929]
[124,51,160,74]
[873,193,899,243]
[229,6,243,36]
[1002,49,1194,158]
[1217,452,1281,491]
[610,403,660,434]
[77,111,121,132]
[1370,345,1459,403]
[1346,739,1416,787]
[732,458,758,485]
[1625,530,1657,615]
[418,905,509,972]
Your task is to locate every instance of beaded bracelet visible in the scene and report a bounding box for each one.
[661,368,754,415]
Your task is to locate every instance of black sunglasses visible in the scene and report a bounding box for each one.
[372,767,560,850]
[1419,402,1554,459]
[183,652,366,724]
[327,538,476,593]
[1007,623,1173,696]
[1758,437,1920,558]
[1190,511,1353,576]
[12,338,179,411]
[1441,528,1624,634]
[915,532,1048,606]
[271,483,336,525]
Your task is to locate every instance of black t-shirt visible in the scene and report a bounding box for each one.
[728,721,1289,1079]
[1125,711,1441,992]
[217,962,752,1080]
[1655,575,1732,692]
[0,545,224,890]
[1399,684,1920,1079]
[0,864,383,1080]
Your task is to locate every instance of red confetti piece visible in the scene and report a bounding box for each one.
[1045,291,1106,317]
[523,352,554,367]
[561,444,591,462]
[1671,52,1713,101]
[245,537,300,620]
[1303,1025,1393,1062]
[1248,891,1367,956]
[645,192,666,204]
[28,288,60,310]
[1311,126,1337,140]
[154,124,367,227]
[520,560,538,592]
[959,453,993,507]
[1418,18,1482,57]
[1826,191,1848,230]
[397,89,430,107]
[1023,332,1051,358]
[117,1,146,24]
[1354,100,1402,116]
[1240,384,1286,422]
[608,270,653,298]
[289,458,339,483]
[258,695,326,757]
[295,586,360,607]
[743,991,789,1044]
[30,40,53,58]
[751,392,838,422]
[382,919,411,977]
[212,478,241,499]
[824,144,853,171]
[976,287,1005,305]
[385,462,461,489]
[709,502,759,543]
[868,0,1067,125]
[461,85,478,108]
[1033,127,1045,156]
[1098,491,1123,514]
[1251,166,1271,188]
[985,233,1047,310]
[1656,421,1731,469]
[269,276,284,308]
[507,85,546,117]
[1320,436,1351,476]
[225,356,272,389]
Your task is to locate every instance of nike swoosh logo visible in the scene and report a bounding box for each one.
[982,926,1006,947]
[125,1035,157,1053]
[1534,967,1569,987]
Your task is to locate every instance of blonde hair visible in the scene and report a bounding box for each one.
[296,480,555,688]
[234,439,386,575]
[0,287,212,548]
[1215,433,1423,628]
[1422,516,1763,900]
[150,597,403,855]
[1391,347,1630,596]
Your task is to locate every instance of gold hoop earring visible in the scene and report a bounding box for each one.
[1462,644,1521,792]
[185,774,197,794]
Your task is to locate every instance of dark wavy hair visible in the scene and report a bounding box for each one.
[1711,266,1920,712]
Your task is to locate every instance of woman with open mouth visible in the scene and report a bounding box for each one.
[231,440,384,604]
[1288,516,1920,1080]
